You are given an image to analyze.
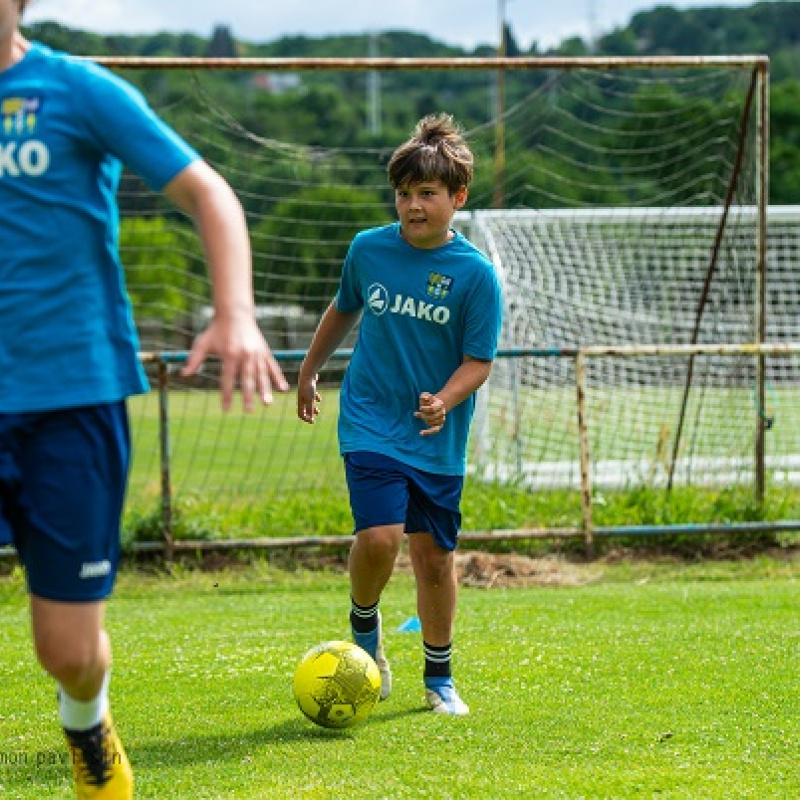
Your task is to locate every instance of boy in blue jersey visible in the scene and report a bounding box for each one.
[297,114,503,716]
[1,3,288,798]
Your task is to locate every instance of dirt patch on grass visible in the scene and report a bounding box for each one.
[136,547,597,588]
[395,551,596,588]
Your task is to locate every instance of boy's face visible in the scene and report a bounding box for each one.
[394,179,467,250]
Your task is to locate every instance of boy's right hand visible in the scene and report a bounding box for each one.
[182,313,288,412]
[297,373,322,424]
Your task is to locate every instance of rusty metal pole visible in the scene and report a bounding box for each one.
[157,359,174,560]
[755,60,770,504]
[576,351,595,557]
[493,1,507,209]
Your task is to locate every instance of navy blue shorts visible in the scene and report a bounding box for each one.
[343,451,464,551]
[0,402,131,601]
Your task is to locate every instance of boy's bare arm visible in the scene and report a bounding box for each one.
[297,302,361,424]
[415,356,493,436]
[164,160,288,411]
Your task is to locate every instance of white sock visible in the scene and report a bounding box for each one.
[58,671,110,732]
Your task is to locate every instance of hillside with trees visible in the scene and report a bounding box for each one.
[19,3,799,330]
[22,2,800,203]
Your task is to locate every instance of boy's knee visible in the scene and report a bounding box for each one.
[358,527,402,557]
[35,638,103,687]
[415,550,454,584]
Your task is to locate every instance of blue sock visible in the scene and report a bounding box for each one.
[350,599,379,661]
[424,675,455,689]
[353,628,379,661]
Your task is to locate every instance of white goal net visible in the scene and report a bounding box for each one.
[464,205,800,493]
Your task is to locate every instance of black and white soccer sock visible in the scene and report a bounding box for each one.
[423,641,452,678]
[350,597,379,634]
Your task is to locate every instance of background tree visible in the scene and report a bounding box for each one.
[251,184,391,312]
[120,217,205,324]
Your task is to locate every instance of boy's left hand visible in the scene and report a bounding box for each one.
[415,392,446,436]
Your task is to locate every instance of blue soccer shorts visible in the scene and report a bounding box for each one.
[343,451,464,551]
[0,401,131,601]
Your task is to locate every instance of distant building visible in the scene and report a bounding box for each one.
[250,73,302,94]
[207,25,237,58]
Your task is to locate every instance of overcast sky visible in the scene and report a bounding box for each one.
[23,0,764,51]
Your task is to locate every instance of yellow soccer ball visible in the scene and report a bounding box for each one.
[293,640,381,729]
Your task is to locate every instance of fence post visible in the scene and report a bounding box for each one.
[576,351,595,557]
[755,61,770,504]
[157,359,174,560]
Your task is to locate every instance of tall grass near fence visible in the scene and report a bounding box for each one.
[122,388,800,552]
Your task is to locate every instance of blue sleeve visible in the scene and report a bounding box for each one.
[464,266,503,361]
[334,237,364,313]
[69,60,199,191]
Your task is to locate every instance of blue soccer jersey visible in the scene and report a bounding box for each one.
[0,44,199,413]
[335,222,503,476]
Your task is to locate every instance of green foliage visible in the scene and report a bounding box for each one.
[514,150,630,209]
[596,28,637,56]
[264,84,369,148]
[207,26,237,59]
[611,84,732,205]
[769,80,800,203]
[22,5,800,206]
[590,481,800,532]
[120,216,207,321]
[121,473,800,556]
[122,487,355,552]
[122,500,219,551]
[462,481,581,532]
[250,183,391,310]
[628,2,800,57]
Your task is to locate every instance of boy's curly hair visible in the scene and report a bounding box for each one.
[387,113,474,195]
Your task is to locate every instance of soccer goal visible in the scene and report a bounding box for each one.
[463,206,800,491]
[89,53,789,546]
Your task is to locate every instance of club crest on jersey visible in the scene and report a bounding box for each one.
[1,95,42,136]
[426,272,454,300]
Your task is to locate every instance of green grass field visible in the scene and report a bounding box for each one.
[126,384,800,501]
[121,387,800,549]
[2,555,800,799]
[126,388,344,498]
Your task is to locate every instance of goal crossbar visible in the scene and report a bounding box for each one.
[84,55,770,71]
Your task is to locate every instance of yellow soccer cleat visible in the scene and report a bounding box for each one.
[64,714,133,799]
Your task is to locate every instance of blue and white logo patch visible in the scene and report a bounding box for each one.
[367,283,390,316]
